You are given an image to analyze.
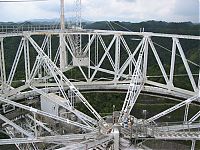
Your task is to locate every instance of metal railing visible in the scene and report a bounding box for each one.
[0,25,62,34]
[135,121,200,138]
[122,120,200,138]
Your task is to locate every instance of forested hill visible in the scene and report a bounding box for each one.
[83,20,200,35]
[1,20,199,35]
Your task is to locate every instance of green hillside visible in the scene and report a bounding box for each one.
[84,20,200,35]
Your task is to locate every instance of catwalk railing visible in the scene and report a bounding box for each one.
[0,25,62,34]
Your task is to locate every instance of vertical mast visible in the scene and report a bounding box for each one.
[75,0,81,29]
[60,0,67,70]
[74,0,82,55]
[60,0,65,30]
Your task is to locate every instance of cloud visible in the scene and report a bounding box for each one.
[0,0,198,22]
[174,0,199,16]
[82,0,176,22]
[0,3,41,21]
[116,0,136,2]
[172,0,199,22]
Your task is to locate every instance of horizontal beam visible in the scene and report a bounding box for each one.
[0,30,199,40]
[0,133,97,145]
[156,123,200,132]
[153,132,200,140]
[8,81,193,102]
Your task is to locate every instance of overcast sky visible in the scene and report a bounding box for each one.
[0,0,199,22]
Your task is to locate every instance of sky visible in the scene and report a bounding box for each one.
[0,0,199,23]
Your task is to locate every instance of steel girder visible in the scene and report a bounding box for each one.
[0,30,199,149]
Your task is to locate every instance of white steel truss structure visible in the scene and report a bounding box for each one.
[0,1,199,149]
[0,29,199,149]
